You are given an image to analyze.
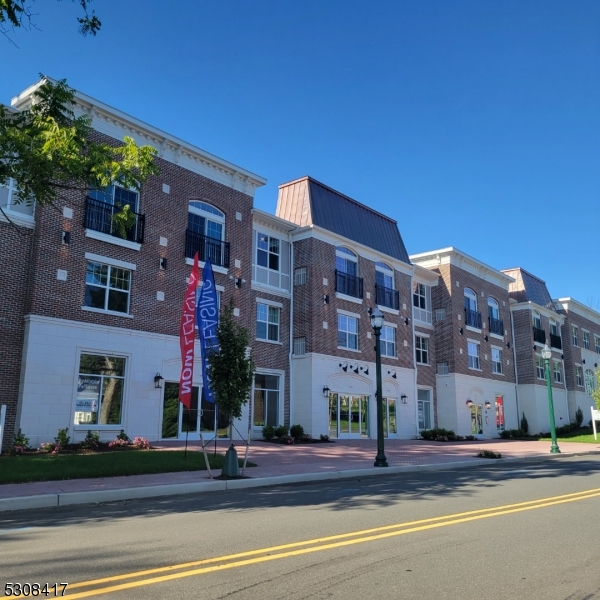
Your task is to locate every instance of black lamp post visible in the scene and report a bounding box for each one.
[541,343,561,454]
[370,307,388,467]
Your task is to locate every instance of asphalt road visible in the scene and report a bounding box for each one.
[2,456,600,600]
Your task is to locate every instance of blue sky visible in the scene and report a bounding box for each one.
[3,1,599,306]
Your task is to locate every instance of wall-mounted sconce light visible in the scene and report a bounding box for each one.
[485,401,492,409]
[235,278,243,289]
[323,294,329,305]
[159,257,167,270]
[386,370,397,379]
[353,365,359,374]
[466,398,474,407]
[61,230,71,245]
[459,327,464,335]
[561,354,564,360]
[401,394,408,405]
[154,372,164,389]
[361,366,369,375]
[484,335,489,342]
[340,362,348,372]
[595,363,598,368]
[403,317,409,325]
[323,385,330,397]
[582,359,586,364]
[506,341,511,349]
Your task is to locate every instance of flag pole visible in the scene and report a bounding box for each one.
[184,407,190,460]
[214,405,218,458]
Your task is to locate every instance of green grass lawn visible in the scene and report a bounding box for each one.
[0,451,254,485]
[538,430,600,444]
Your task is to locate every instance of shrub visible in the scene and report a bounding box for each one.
[13,429,30,449]
[81,430,100,450]
[420,428,455,441]
[40,442,55,453]
[290,424,305,440]
[54,427,70,447]
[575,407,584,427]
[319,434,330,442]
[262,425,276,440]
[477,450,502,459]
[117,429,131,442]
[520,413,529,434]
[499,430,511,439]
[132,436,150,449]
[274,425,289,439]
[108,437,130,449]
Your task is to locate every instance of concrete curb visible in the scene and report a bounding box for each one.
[0,451,596,513]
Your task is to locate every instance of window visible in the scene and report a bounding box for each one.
[464,288,481,328]
[532,311,542,330]
[553,360,563,384]
[488,297,503,335]
[375,262,394,289]
[253,231,290,290]
[585,369,596,396]
[336,247,358,276]
[437,362,449,375]
[0,178,34,220]
[294,267,307,286]
[256,303,280,342]
[576,365,584,387]
[492,348,502,374]
[467,341,480,369]
[417,389,432,430]
[595,335,600,354]
[435,308,446,322]
[335,247,362,298]
[75,354,126,425]
[536,356,545,380]
[413,282,432,323]
[257,231,280,271]
[415,335,429,364]
[186,201,228,266]
[90,183,139,212]
[464,288,477,311]
[293,337,306,355]
[495,396,505,431]
[488,298,499,320]
[381,325,396,357]
[550,319,559,336]
[572,325,579,347]
[376,263,399,310]
[338,314,358,350]
[253,373,280,427]
[583,330,590,350]
[85,261,131,314]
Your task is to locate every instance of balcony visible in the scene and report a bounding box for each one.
[85,196,145,244]
[465,308,482,329]
[533,327,546,345]
[375,285,399,310]
[550,333,562,350]
[185,230,230,268]
[335,270,363,299]
[488,316,504,336]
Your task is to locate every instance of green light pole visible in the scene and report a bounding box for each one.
[370,307,388,467]
[541,343,561,454]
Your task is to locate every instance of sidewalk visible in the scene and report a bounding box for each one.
[1,438,598,513]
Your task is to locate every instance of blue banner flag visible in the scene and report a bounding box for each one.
[197,259,219,403]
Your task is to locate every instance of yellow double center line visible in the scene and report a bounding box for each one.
[65,487,600,598]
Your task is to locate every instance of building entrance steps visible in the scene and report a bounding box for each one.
[0,439,598,512]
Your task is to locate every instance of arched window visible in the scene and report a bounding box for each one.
[464,288,481,328]
[532,310,542,330]
[487,298,499,320]
[549,318,558,336]
[186,201,227,266]
[464,288,477,311]
[336,247,357,276]
[335,247,361,298]
[375,262,393,289]
[375,262,399,310]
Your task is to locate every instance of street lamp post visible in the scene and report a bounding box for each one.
[541,343,561,454]
[370,307,388,467]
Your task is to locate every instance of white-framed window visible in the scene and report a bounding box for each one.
[492,348,502,374]
[576,365,584,387]
[188,201,224,240]
[536,356,545,380]
[256,303,280,342]
[437,362,449,375]
[293,337,306,355]
[585,369,596,396]
[464,288,477,312]
[91,183,140,211]
[257,231,280,271]
[294,267,307,286]
[0,177,35,221]
[381,325,395,357]
[415,335,429,364]
[75,354,126,425]
[376,262,398,310]
[572,325,579,347]
[583,330,590,350]
[488,297,499,320]
[464,288,481,329]
[85,261,132,314]
[435,308,446,322]
[550,319,559,336]
[253,373,280,427]
[595,334,600,354]
[413,282,432,324]
[253,230,290,291]
[375,262,394,289]
[417,389,432,430]
[467,341,480,370]
[553,360,563,384]
[336,247,358,276]
[338,314,358,350]
[532,311,542,330]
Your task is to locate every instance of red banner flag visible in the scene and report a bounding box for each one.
[179,252,199,409]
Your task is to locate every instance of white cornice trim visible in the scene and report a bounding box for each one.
[412,264,439,286]
[509,301,564,323]
[410,247,514,289]
[252,209,297,234]
[292,225,413,276]
[554,297,600,327]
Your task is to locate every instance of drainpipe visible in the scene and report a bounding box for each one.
[410,272,419,437]
[509,308,520,429]
[288,237,294,427]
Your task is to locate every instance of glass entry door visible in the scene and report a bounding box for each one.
[471,404,483,435]
[383,398,397,438]
[329,393,369,438]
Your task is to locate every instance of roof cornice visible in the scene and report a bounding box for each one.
[555,297,600,327]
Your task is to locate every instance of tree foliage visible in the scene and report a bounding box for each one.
[1,0,101,38]
[593,370,600,411]
[0,77,158,214]
[207,301,255,426]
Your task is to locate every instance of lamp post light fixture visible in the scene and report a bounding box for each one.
[541,344,560,453]
[370,307,388,467]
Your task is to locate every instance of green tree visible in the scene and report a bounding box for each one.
[593,370,600,411]
[207,301,255,439]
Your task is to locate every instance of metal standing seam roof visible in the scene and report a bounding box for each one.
[277,177,410,263]
[502,267,554,309]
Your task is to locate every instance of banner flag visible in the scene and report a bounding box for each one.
[179,251,199,410]
[197,258,219,404]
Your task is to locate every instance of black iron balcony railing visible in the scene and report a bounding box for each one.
[335,270,363,299]
[488,316,504,336]
[465,308,482,329]
[533,326,546,345]
[550,332,562,350]
[375,285,399,310]
[85,196,145,244]
[185,230,230,268]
